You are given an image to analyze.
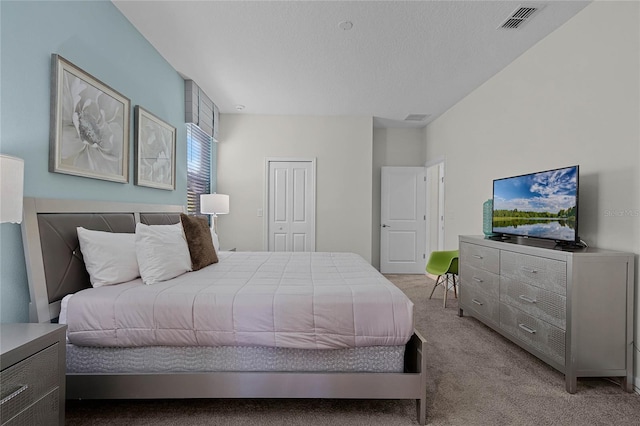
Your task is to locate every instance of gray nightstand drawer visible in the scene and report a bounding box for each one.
[500,251,567,295]
[460,242,500,274]
[1,344,59,425]
[2,390,58,426]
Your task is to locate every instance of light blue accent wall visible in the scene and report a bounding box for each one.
[0,0,186,322]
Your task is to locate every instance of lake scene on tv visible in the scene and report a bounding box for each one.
[493,166,577,241]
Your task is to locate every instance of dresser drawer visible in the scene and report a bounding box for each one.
[500,251,567,295]
[1,344,59,424]
[500,303,565,367]
[460,242,500,274]
[461,284,500,326]
[2,389,59,426]
[500,277,566,330]
[460,264,499,299]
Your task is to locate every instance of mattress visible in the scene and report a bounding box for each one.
[63,252,414,349]
[66,344,406,373]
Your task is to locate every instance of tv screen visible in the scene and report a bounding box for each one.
[492,165,579,243]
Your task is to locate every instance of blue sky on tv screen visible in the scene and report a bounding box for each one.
[494,167,577,214]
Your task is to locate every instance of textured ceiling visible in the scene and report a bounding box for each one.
[113,0,590,127]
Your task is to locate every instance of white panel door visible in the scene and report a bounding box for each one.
[268,160,315,252]
[380,167,426,273]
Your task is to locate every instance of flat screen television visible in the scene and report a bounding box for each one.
[492,165,579,244]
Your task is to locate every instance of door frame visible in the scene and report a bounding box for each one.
[264,157,317,251]
[424,157,445,259]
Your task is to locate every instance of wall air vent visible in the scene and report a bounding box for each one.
[498,5,542,29]
[404,114,429,122]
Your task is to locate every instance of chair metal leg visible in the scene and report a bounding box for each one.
[429,274,457,307]
[452,274,457,299]
[443,274,458,307]
[443,276,448,308]
[428,275,442,299]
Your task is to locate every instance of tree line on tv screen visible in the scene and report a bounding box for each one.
[493,205,577,220]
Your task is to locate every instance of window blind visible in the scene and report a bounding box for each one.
[185,80,219,141]
[186,123,212,215]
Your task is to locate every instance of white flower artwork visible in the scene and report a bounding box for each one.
[50,55,130,183]
[134,106,176,190]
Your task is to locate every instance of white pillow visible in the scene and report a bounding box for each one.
[135,222,192,285]
[77,227,140,287]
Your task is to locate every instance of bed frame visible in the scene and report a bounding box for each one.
[21,197,428,424]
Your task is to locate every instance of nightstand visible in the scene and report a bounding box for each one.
[1,323,66,425]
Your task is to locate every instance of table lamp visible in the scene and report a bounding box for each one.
[200,193,229,231]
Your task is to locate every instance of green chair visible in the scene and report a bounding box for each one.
[426,250,459,308]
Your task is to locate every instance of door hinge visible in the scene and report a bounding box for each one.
[424,215,426,220]
[423,254,426,259]
[424,176,427,182]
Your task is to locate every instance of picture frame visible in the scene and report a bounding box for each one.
[134,106,176,190]
[49,54,130,183]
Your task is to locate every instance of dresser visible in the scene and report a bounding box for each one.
[458,235,635,393]
[1,324,66,425]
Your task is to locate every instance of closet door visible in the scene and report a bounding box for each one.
[267,160,316,252]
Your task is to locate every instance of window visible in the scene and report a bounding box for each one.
[186,123,212,215]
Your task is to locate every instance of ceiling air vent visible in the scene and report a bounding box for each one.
[404,114,429,122]
[498,5,542,29]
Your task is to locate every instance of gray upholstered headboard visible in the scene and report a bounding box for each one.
[21,197,185,323]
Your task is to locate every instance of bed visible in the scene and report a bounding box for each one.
[21,197,427,425]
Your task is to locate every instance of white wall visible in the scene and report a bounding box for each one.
[424,2,639,390]
[371,127,425,269]
[216,114,374,262]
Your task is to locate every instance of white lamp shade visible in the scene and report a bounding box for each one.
[200,193,229,215]
[0,154,24,224]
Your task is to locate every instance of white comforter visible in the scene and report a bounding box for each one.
[64,252,414,349]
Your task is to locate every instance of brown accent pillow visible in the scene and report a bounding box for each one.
[180,214,218,270]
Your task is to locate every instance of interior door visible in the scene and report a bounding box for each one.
[267,160,316,252]
[380,167,427,274]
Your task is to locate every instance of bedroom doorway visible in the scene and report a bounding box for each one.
[265,158,316,252]
[380,166,427,273]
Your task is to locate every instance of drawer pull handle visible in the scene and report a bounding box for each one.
[473,277,484,283]
[518,323,537,334]
[521,267,538,274]
[472,299,483,306]
[472,255,483,259]
[0,384,28,405]
[518,295,537,304]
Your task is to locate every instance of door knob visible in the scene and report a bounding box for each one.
[382,224,390,228]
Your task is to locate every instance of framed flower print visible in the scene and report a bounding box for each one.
[49,54,130,183]
[134,106,176,190]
